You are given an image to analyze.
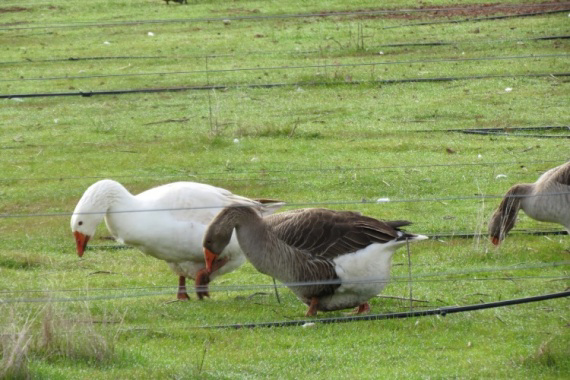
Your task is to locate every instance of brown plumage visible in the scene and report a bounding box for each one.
[203,207,427,316]
[488,161,570,245]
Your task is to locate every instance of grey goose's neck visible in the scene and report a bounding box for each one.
[228,207,315,284]
[500,183,533,212]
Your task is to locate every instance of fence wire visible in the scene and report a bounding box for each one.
[0,159,567,182]
[3,54,567,83]
[1,261,568,303]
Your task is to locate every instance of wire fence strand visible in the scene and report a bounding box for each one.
[0,159,567,182]
[1,261,568,303]
[2,191,570,219]
[3,54,567,83]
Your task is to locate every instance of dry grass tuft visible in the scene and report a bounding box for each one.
[37,303,123,364]
[0,308,33,379]
[1,302,123,377]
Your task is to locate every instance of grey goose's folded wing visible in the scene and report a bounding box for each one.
[266,208,411,259]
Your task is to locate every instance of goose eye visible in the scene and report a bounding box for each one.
[78,221,83,226]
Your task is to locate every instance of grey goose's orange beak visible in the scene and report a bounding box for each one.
[74,231,90,257]
[204,248,219,273]
[491,236,501,246]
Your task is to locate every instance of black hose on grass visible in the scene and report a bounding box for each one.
[2,72,569,99]
[414,126,570,139]
[1,35,568,66]
[202,290,570,328]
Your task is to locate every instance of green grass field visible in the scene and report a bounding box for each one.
[1,1,569,378]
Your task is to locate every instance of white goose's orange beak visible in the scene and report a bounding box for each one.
[74,231,90,257]
[204,248,219,273]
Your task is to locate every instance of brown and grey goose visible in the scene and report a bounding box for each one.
[203,207,427,316]
[488,161,570,245]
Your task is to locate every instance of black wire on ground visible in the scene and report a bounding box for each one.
[1,35,567,66]
[3,72,569,99]
[414,126,570,139]
[201,290,570,329]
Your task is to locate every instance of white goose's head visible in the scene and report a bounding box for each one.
[70,180,125,257]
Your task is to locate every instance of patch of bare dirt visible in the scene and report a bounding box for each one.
[320,1,570,20]
[0,6,28,13]
[211,8,261,15]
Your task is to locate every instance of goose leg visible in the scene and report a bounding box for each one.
[355,302,370,314]
[194,257,228,300]
[177,276,191,301]
[305,297,319,317]
[194,269,210,300]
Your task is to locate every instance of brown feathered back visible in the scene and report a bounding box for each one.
[266,208,414,258]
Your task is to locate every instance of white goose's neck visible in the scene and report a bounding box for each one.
[85,179,134,212]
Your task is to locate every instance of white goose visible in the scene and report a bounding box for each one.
[489,161,570,245]
[70,179,282,300]
[203,207,427,316]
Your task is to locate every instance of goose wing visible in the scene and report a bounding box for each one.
[135,182,281,221]
[266,208,411,259]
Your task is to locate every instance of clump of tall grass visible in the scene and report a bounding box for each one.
[1,302,124,378]
[0,308,32,379]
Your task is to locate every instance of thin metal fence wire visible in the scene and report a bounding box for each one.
[0,159,566,182]
[2,275,568,304]
[3,54,567,83]
[80,228,566,248]
[2,191,570,219]
[3,4,569,31]
[1,261,568,297]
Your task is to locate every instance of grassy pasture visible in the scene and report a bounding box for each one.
[1,0,569,378]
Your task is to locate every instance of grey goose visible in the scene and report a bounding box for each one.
[203,207,427,316]
[488,161,570,245]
